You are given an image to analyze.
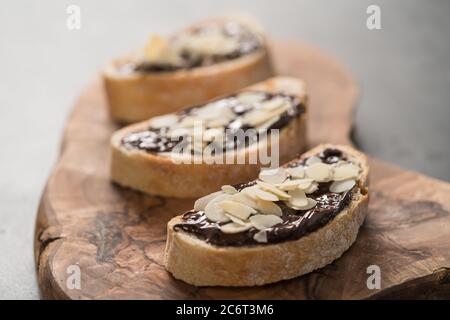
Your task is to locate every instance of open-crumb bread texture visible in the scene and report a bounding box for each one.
[110,76,308,198]
[164,144,369,286]
[103,16,274,123]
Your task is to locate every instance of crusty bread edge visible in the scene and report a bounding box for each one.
[164,144,369,286]
[110,76,308,198]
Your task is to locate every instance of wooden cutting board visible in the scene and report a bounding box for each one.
[34,41,450,299]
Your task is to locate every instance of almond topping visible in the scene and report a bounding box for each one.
[242,186,279,202]
[193,191,223,211]
[305,162,333,182]
[204,194,232,222]
[288,189,308,207]
[259,168,287,185]
[249,214,283,230]
[329,179,356,193]
[220,222,252,234]
[231,192,258,208]
[275,179,302,191]
[333,163,360,181]
[304,181,319,194]
[286,166,305,178]
[221,185,238,195]
[217,200,256,220]
[236,92,266,105]
[260,97,287,111]
[255,199,282,216]
[225,214,248,226]
[289,198,317,210]
[256,181,291,200]
[148,114,179,128]
[295,178,314,190]
[305,156,322,166]
[253,230,268,243]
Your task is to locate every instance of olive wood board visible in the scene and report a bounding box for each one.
[35,40,450,299]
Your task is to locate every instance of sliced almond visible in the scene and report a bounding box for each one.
[242,185,279,202]
[232,191,258,208]
[304,181,319,194]
[305,156,322,166]
[217,200,256,220]
[193,191,223,211]
[258,168,287,185]
[333,163,360,181]
[288,189,308,207]
[221,185,238,195]
[242,109,274,127]
[148,114,179,128]
[249,214,283,230]
[260,97,287,111]
[255,199,282,216]
[256,181,291,200]
[220,222,252,234]
[305,162,333,182]
[275,179,301,191]
[286,166,305,178]
[253,230,268,243]
[295,178,314,190]
[289,197,317,211]
[236,91,266,105]
[225,214,248,226]
[329,179,356,193]
[204,194,232,222]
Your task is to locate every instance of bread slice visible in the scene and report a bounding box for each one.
[110,76,307,198]
[164,144,369,286]
[103,16,274,123]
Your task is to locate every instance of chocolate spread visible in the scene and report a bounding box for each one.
[173,149,357,246]
[121,92,305,153]
[134,22,262,73]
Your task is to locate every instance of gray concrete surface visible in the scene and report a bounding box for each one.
[0,0,449,299]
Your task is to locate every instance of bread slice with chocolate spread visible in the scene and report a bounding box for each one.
[110,77,307,198]
[164,144,369,286]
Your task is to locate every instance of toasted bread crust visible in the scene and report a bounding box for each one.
[103,17,274,123]
[164,144,369,286]
[110,77,308,198]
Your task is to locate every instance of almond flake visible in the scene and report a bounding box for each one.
[217,200,256,220]
[289,198,317,211]
[286,166,305,178]
[333,163,360,181]
[305,156,322,166]
[305,181,319,194]
[249,214,283,230]
[275,179,301,191]
[256,181,291,200]
[221,185,238,195]
[148,114,179,128]
[236,92,266,105]
[232,192,258,208]
[204,194,232,222]
[259,168,287,185]
[296,178,314,190]
[242,109,274,127]
[225,214,248,225]
[242,186,279,202]
[260,97,287,111]
[203,128,223,141]
[329,179,356,193]
[194,191,223,211]
[255,199,282,216]
[305,162,333,182]
[288,189,308,207]
[253,230,268,243]
[220,222,252,234]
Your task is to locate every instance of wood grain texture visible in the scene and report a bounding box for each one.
[34,41,450,299]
